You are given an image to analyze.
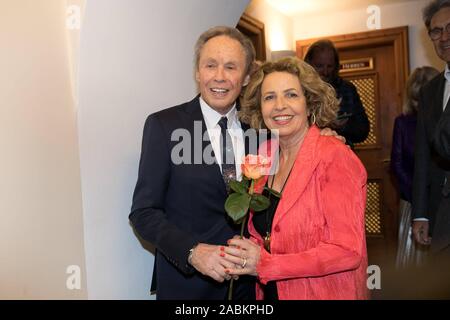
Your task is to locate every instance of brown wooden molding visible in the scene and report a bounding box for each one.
[237,13,267,61]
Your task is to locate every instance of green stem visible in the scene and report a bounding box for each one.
[227,277,234,300]
[249,179,254,196]
[240,213,248,239]
[228,181,253,300]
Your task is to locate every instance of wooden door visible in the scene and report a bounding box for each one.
[237,13,267,62]
[296,27,410,275]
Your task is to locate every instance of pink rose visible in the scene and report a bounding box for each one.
[241,154,271,180]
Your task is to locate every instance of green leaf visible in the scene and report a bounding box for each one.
[224,193,251,223]
[229,179,249,194]
[249,194,271,212]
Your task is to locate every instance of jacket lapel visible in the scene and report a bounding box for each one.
[272,126,321,226]
[431,73,446,123]
[184,96,227,194]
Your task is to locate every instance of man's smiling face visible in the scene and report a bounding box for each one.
[195,35,249,114]
[430,6,450,63]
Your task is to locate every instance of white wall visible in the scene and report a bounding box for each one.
[292,0,444,71]
[245,0,294,60]
[244,0,444,69]
[78,0,250,299]
[0,0,87,299]
[66,0,86,106]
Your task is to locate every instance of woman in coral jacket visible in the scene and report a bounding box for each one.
[223,57,368,300]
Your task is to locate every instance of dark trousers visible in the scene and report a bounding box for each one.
[227,275,256,300]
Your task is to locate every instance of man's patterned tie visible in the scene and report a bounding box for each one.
[218,116,236,192]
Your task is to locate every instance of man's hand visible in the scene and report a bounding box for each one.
[189,243,237,282]
[320,127,346,144]
[334,118,349,128]
[412,220,432,245]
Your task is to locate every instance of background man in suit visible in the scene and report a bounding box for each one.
[412,0,450,258]
[304,40,370,148]
[430,99,450,261]
[129,26,257,299]
[434,110,450,160]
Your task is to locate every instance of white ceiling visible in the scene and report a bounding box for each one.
[264,0,416,17]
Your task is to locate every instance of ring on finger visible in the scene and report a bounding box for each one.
[241,257,247,268]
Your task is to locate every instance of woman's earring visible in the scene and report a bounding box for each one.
[310,113,316,125]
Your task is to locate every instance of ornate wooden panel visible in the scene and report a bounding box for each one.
[365,181,383,236]
[349,76,378,146]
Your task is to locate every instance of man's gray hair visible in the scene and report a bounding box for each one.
[194,26,255,75]
[423,0,450,29]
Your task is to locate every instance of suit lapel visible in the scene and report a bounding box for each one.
[184,96,227,195]
[273,126,321,226]
[431,73,446,123]
[444,85,450,116]
[445,99,450,116]
[185,96,212,159]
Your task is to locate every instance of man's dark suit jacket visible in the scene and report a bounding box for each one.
[434,109,450,161]
[431,103,450,254]
[129,96,255,300]
[412,72,450,235]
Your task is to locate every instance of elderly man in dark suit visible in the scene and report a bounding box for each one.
[412,0,450,258]
[129,26,257,300]
[429,105,450,257]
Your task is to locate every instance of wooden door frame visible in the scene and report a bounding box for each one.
[237,13,267,61]
[296,26,410,112]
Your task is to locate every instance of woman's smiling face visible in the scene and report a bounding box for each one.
[261,71,309,140]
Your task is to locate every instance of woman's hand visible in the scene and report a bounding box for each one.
[222,237,261,277]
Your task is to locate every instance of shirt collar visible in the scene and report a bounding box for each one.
[199,97,238,128]
[445,64,450,83]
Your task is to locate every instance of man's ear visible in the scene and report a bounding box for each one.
[243,74,250,87]
[195,70,200,83]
